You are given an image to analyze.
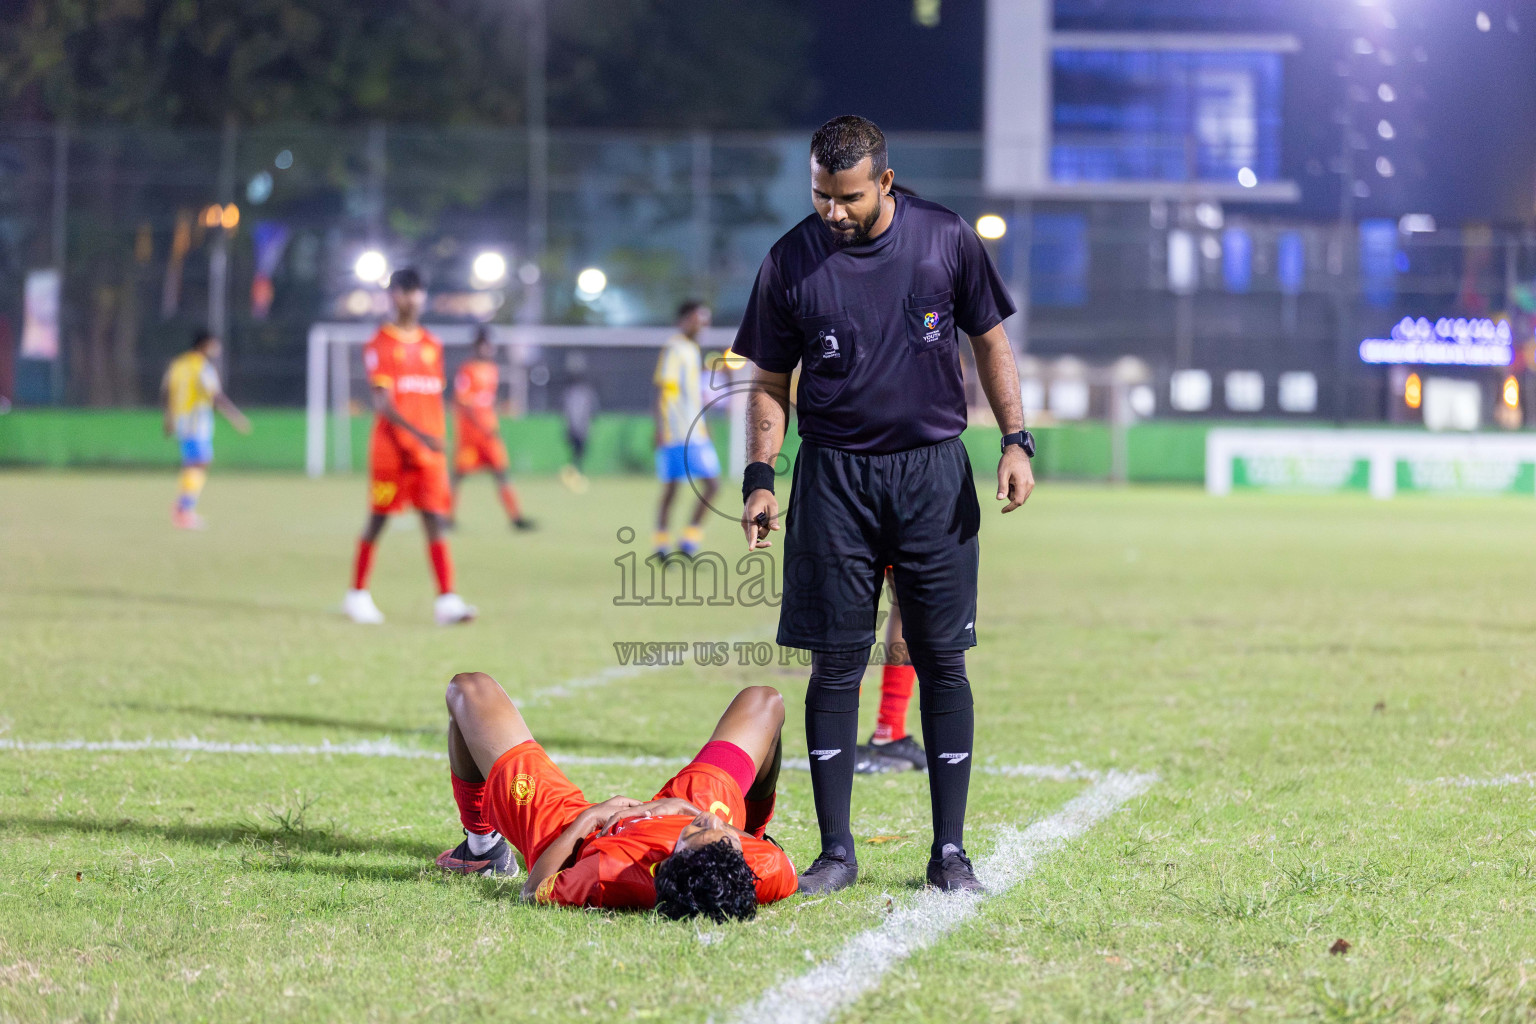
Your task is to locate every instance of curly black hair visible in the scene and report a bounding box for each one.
[654,838,759,923]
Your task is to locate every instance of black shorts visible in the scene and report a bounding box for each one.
[777,437,980,653]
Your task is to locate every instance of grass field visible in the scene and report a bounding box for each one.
[2,470,1535,1023]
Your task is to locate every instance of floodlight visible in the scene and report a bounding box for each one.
[471,251,508,287]
[355,250,388,284]
[575,267,607,299]
[975,214,1007,240]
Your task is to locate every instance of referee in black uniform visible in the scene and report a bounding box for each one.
[733,115,1036,894]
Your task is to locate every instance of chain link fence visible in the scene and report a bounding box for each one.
[1,123,1533,420]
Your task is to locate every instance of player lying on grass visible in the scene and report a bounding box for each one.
[436,673,798,921]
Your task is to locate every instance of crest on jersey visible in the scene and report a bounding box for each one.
[923,311,939,330]
[512,773,536,806]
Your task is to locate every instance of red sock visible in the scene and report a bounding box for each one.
[874,664,916,742]
[497,483,522,521]
[428,540,454,595]
[450,773,493,834]
[353,539,376,591]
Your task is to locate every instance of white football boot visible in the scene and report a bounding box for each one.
[343,589,386,624]
[434,592,478,625]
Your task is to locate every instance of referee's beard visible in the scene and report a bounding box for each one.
[823,204,883,248]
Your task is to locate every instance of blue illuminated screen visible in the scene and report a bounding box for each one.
[1051,50,1283,184]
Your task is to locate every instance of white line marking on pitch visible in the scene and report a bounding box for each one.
[0,738,1114,783]
[0,737,668,767]
[515,630,766,706]
[784,758,1104,782]
[1429,771,1536,788]
[720,769,1157,1024]
[516,663,664,707]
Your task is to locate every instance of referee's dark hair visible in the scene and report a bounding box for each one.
[810,115,888,179]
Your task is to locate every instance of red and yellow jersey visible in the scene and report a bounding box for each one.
[537,762,797,909]
[363,324,446,456]
[454,359,500,439]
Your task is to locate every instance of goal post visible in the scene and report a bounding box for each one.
[303,323,747,479]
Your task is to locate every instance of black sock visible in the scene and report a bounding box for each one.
[909,644,974,861]
[804,647,869,861]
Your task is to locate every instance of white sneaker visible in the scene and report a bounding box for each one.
[434,592,478,626]
[343,589,385,624]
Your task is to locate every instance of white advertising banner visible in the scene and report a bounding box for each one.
[20,268,60,360]
[1206,429,1536,499]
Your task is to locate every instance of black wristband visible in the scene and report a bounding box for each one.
[743,461,776,502]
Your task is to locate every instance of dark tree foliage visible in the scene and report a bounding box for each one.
[0,0,814,128]
[548,0,815,129]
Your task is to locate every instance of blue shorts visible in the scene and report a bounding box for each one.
[655,440,720,483]
[179,436,213,466]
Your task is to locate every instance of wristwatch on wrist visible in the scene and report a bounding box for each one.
[1000,430,1036,458]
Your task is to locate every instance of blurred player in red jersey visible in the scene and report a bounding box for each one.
[448,327,534,531]
[343,268,477,626]
[436,673,797,921]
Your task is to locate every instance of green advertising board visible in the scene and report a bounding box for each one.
[1230,454,1371,492]
[1395,458,1536,494]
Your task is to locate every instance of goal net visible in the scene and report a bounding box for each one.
[304,323,747,478]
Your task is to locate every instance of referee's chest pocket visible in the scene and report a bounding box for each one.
[801,311,853,379]
[905,291,956,353]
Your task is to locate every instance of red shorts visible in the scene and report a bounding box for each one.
[453,434,509,475]
[485,740,759,867]
[370,434,451,515]
[652,740,755,828]
[484,742,592,867]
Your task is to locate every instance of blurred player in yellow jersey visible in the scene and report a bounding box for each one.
[653,301,720,556]
[161,330,250,530]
